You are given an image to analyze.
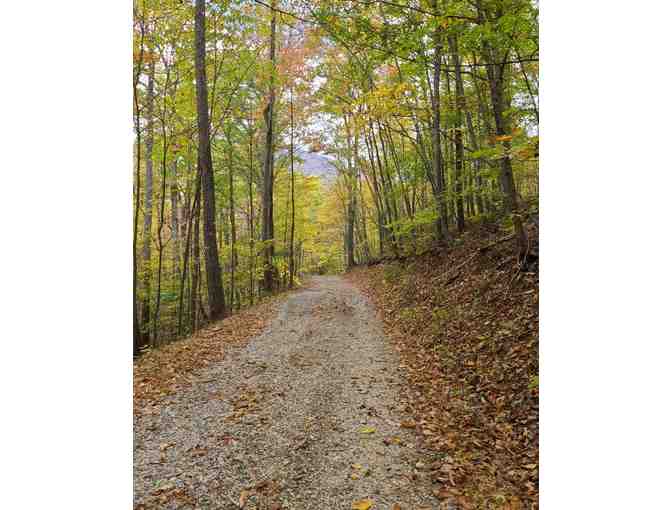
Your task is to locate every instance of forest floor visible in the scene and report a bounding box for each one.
[134,276,451,510]
[347,223,539,509]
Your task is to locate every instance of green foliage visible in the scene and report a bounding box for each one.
[133,0,539,345]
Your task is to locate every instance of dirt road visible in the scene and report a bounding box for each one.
[134,276,443,509]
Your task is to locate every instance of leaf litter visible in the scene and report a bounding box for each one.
[346,222,539,509]
[134,276,442,509]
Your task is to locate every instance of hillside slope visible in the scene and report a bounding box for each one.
[347,223,539,509]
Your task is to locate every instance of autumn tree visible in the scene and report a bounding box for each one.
[194,0,227,319]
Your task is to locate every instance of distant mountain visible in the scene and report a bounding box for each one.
[295,150,337,181]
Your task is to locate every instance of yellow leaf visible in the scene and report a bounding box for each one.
[238,490,250,508]
[351,463,363,470]
[360,426,376,434]
[352,499,374,510]
[351,473,360,480]
[495,135,513,142]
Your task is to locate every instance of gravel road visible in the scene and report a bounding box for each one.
[134,276,442,509]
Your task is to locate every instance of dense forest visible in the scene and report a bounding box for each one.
[132,0,539,507]
[133,0,538,355]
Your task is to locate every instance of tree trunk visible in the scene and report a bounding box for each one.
[170,160,179,280]
[261,0,277,292]
[358,171,371,262]
[448,35,465,232]
[178,164,200,336]
[344,114,356,268]
[153,105,169,344]
[288,89,296,287]
[247,118,256,304]
[462,67,486,215]
[140,60,155,346]
[133,17,146,357]
[430,0,450,242]
[478,2,529,258]
[190,185,202,333]
[194,0,227,319]
[227,129,237,309]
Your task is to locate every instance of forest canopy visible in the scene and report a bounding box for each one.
[132,0,539,354]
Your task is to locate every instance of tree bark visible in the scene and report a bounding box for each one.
[478,1,529,258]
[133,13,146,357]
[430,0,451,242]
[261,0,277,292]
[170,160,179,280]
[140,59,155,346]
[448,35,466,232]
[247,117,256,304]
[190,184,202,333]
[288,88,296,287]
[344,114,356,268]
[194,0,227,319]
[178,163,200,337]
[227,129,237,309]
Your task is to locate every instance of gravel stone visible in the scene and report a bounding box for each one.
[134,276,440,509]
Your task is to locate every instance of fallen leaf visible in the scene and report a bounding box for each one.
[400,420,416,429]
[239,490,250,508]
[352,499,374,510]
[360,426,376,434]
[434,487,454,500]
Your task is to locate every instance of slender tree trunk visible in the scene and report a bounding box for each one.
[358,172,371,261]
[363,132,386,256]
[261,0,277,293]
[178,164,200,336]
[478,2,529,258]
[140,60,155,345]
[430,0,450,242]
[369,122,398,255]
[472,71,495,212]
[170,160,179,280]
[190,185,202,333]
[133,15,146,357]
[375,120,399,227]
[227,129,237,309]
[448,35,465,232]
[218,208,224,251]
[462,69,486,215]
[344,114,356,268]
[152,63,172,344]
[383,123,413,221]
[247,120,256,305]
[194,0,227,319]
[288,89,296,287]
